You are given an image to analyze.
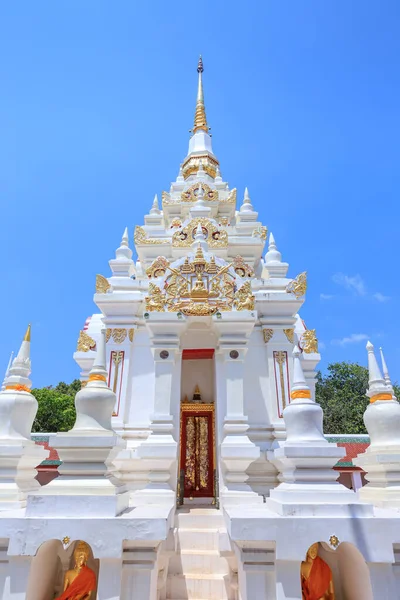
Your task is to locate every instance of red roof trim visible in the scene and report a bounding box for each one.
[182,349,215,360]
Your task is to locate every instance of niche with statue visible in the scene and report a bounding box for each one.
[26,539,99,600]
[301,541,373,600]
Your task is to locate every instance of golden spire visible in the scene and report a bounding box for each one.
[23,324,31,342]
[193,56,209,134]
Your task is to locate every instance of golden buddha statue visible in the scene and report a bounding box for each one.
[301,543,335,600]
[57,541,96,600]
[190,272,208,299]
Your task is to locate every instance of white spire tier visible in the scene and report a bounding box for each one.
[0,326,48,510]
[380,346,395,397]
[150,194,161,215]
[1,350,14,391]
[264,232,289,278]
[267,344,367,516]
[354,342,400,508]
[108,227,135,289]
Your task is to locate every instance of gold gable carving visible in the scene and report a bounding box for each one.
[172,218,228,248]
[181,182,218,203]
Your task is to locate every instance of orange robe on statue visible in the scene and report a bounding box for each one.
[57,565,96,600]
[301,555,332,600]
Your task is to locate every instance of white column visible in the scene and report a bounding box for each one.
[275,559,302,600]
[365,563,393,600]
[134,343,180,505]
[97,557,123,600]
[216,342,261,505]
[237,548,275,600]
[0,556,32,600]
[121,550,158,600]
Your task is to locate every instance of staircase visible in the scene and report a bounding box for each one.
[166,507,237,600]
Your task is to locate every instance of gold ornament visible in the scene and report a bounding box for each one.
[302,329,318,353]
[134,226,169,246]
[180,181,218,203]
[329,535,340,548]
[145,283,166,312]
[96,274,111,294]
[105,329,112,343]
[172,217,227,248]
[146,256,170,278]
[283,328,294,344]
[233,255,254,278]
[182,155,218,179]
[252,226,268,241]
[220,216,229,227]
[234,281,255,311]
[274,351,287,410]
[112,329,127,344]
[170,218,182,228]
[219,188,236,204]
[263,329,274,344]
[180,300,218,316]
[286,271,307,298]
[77,331,96,352]
[62,536,70,546]
[128,328,134,342]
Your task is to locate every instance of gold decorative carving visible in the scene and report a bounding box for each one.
[302,329,318,353]
[182,155,219,180]
[112,350,123,393]
[134,225,169,245]
[220,216,229,227]
[170,218,182,228]
[105,329,112,343]
[181,182,218,203]
[80,381,87,388]
[252,226,268,241]
[234,281,255,311]
[263,329,274,343]
[146,256,170,278]
[329,535,340,548]
[145,283,166,312]
[219,188,236,204]
[180,301,218,316]
[62,536,70,546]
[77,331,96,352]
[284,328,294,344]
[275,351,287,410]
[128,328,134,342]
[112,329,127,344]
[286,271,307,298]
[233,255,254,278]
[162,191,172,205]
[172,217,227,248]
[96,274,111,294]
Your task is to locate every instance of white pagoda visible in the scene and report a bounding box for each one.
[0,57,400,600]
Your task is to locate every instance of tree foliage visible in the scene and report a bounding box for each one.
[316,362,400,435]
[31,379,81,433]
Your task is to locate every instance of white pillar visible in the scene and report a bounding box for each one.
[121,550,158,600]
[134,344,180,505]
[351,470,363,492]
[0,556,32,600]
[216,344,261,505]
[97,557,123,600]
[275,559,302,600]
[237,548,275,600]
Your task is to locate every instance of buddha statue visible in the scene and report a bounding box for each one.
[301,543,335,600]
[57,541,96,600]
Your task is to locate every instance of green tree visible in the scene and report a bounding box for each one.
[316,362,400,434]
[31,382,80,433]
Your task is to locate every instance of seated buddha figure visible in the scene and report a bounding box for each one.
[301,543,335,600]
[57,541,96,600]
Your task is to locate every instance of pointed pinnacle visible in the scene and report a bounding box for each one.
[197,55,204,74]
[244,187,250,203]
[24,324,31,342]
[152,194,159,209]
[269,232,276,249]
[121,227,129,246]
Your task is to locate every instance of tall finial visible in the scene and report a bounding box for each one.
[24,324,31,342]
[193,55,208,134]
[366,341,391,402]
[150,194,161,215]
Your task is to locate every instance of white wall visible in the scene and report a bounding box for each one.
[181,359,214,404]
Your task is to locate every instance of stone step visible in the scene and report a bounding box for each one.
[168,549,230,576]
[175,508,225,530]
[175,528,220,552]
[166,573,232,600]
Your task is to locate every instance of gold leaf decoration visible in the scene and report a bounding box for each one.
[286,272,307,298]
[172,217,227,248]
[134,226,169,246]
[181,182,218,203]
[96,274,111,294]
[105,329,112,343]
[77,331,96,352]
[145,283,166,312]
[146,256,170,278]
[283,328,294,344]
[112,329,127,344]
[234,281,255,311]
[263,329,274,344]
[252,226,268,241]
[233,255,254,278]
[128,328,134,342]
[302,329,318,353]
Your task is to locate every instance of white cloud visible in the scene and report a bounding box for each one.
[331,333,368,346]
[318,341,326,350]
[332,273,366,296]
[320,293,333,300]
[374,292,390,303]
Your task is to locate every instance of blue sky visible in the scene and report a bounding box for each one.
[0,1,399,387]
